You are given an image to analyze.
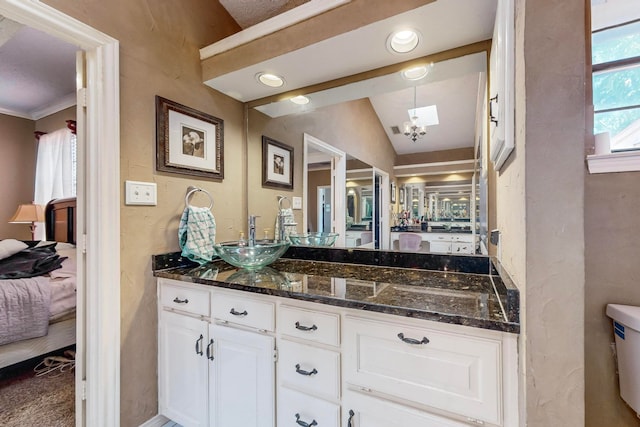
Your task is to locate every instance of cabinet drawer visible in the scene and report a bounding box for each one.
[277,387,340,427]
[452,242,474,254]
[211,291,275,331]
[278,339,340,399]
[278,305,340,346]
[343,389,470,427]
[429,241,452,253]
[344,316,502,425]
[159,280,210,317]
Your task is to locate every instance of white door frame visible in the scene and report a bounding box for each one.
[0,1,121,426]
[373,167,390,250]
[316,185,331,233]
[303,133,346,247]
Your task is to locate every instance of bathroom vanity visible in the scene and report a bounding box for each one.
[152,248,519,427]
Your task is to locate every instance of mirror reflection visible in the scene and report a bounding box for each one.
[246,52,490,255]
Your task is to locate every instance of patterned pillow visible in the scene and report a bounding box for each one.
[0,239,28,260]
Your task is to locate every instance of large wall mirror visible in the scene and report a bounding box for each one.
[242,1,497,255]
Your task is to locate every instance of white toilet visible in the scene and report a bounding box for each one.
[606,304,640,416]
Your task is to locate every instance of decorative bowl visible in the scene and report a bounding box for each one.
[213,240,290,270]
[287,232,339,247]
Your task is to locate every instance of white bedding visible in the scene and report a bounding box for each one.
[0,242,77,346]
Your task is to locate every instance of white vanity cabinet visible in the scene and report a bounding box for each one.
[157,279,275,427]
[276,303,342,427]
[158,282,211,427]
[158,277,518,427]
[390,232,475,254]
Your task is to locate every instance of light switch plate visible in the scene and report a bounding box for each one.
[125,180,157,206]
[292,196,302,210]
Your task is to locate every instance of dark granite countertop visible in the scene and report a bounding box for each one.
[153,248,519,334]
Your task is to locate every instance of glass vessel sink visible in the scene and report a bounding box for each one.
[287,232,339,247]
[213,239,290,270]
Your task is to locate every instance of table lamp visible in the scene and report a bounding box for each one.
[9,202,45,240]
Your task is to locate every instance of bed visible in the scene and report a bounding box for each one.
[0,197,77,369]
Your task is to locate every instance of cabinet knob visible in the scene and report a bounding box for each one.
[295,413,318,427]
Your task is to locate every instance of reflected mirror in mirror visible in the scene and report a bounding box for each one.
[245,3,495,255]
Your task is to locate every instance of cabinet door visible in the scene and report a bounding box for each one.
[209,323,275,427]
[343,390,469,427]
[158,310,209,427]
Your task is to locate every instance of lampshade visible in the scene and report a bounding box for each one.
[9,203,45,223]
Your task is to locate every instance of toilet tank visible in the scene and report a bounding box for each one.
[606,304,640,416]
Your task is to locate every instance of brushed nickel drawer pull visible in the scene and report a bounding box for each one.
[397,332,429,345]
[295,321,318,331]
[230,308,248,316]
[295,413,317,427]
[173,297,189,304]
[295,364,318,376]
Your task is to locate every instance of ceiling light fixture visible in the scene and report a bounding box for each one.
[256,72,284,88]
[404,86,427,143]
[290,95,310,105]
[387,29,421,54]
[401,62,434,81]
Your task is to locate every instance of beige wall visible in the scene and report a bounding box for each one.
[247,97,396,234]
[43,1,242,425]
[35,106,76,133]
[585,172,640,426]
[307,169,331,232]
[0,114,36,240]
[496,0,586,425]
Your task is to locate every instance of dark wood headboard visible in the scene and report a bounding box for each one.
[45,197,76,244]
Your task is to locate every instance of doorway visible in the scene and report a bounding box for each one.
[303,133,346,246]
[0,2,120,426]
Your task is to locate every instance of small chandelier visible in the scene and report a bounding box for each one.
[403,86,426,142]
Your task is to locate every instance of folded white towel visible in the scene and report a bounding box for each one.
[178,206,216,264]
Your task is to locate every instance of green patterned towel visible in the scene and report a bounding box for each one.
[178,206,216,264]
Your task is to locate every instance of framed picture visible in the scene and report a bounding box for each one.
[390,181,396,203]
[399,186,405,205]
[156,96,224,180]
[262,136,293,190]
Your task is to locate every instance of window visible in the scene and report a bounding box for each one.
[592,19,640,151]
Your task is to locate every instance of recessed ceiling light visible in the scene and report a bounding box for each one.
[401,64,432,81]
[387,29,421,54]
[290,95,310,105]
[256,72,284,88]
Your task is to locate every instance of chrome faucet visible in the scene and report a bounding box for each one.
[248,215,259,246]
[277,196,297,242]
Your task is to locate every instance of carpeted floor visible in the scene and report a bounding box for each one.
[0,354,75,427]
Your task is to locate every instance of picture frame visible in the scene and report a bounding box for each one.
[262,136,293,190]
[399,186,405,205]
[156,96,224,180]
[390,181,396,203]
